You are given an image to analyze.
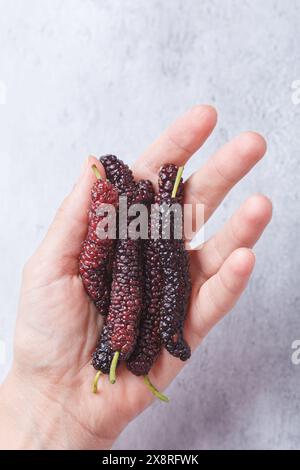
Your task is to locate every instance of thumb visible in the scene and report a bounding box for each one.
[31,156,105,279]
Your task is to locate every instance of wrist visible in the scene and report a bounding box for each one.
[0,370,58,449]
[0,368,116,450]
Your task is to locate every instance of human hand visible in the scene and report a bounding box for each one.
[0,105,272,449]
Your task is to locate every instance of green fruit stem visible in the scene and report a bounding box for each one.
[171,166,184,198]
[92,164,102,180]
[109,351,120,384]
[143,375,169,403]
[92,370,102,394]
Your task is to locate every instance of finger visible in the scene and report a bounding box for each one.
[133,105,217,183]
[185,131,267,231]
[33,156,105,275]
[194,194,272,280]
[188,248,255,346]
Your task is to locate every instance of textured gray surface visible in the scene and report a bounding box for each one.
[0,0,299,450]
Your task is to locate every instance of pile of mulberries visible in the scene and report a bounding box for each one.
[79,156,191,400]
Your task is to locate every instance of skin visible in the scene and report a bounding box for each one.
[0,105,272,449]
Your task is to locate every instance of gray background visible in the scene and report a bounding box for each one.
[0,0,299,450]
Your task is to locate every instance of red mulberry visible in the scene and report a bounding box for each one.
[108,238,143,360]
[79,171,118,316]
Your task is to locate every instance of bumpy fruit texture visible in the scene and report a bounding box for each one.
[91,157,191,377]
[126,237,163,375]
[127,164,191,376]
[100,154,135,199]
[158,163,184,202]
[79,178,118,316]
[108,177,154,361]
[93,155,155,370]
[157,164,191,361]
[126,179,158,376]
[100,154,154,204]
[79,240,112,312]
[100,154,154,234]
[134,179,155,205]
[158,239,191,360]
[92,321,115,373]
[108,238,143,359]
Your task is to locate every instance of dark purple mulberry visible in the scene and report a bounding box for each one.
[92,321,115,374]
[79,177,118,316]
[157,164,191,361]
[126,181,158,376]
[126,237,162,375]
[100,154,135,200]
[134,179,155,205]
[158,238,191,361]
[158,163,184,203]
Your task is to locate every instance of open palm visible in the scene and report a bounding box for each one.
[8,106,272,449]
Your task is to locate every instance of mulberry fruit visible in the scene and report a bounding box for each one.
[109,239,143,360]
[126,237,163,376]
[93,236,142,383]
[100,154,135,200]
[157,164,191,361]
[108,179,154,364]
[126,181,158,376]
[158,163,184,203]
[92,320,115,374]
[158,238,191,361]
[79,167,118,316]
